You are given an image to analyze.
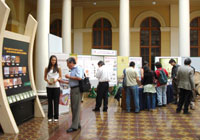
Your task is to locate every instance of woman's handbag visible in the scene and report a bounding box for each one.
[79,73,91,93]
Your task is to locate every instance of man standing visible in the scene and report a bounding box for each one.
[93,61,110,112]
[65,57,84,133]
[169,59,179,104]
[125,61,140,113]
[176,58,195,114]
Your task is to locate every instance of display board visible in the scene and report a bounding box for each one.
[2,38,34,104]
[0,1,44,134]
[104,56,117,86]
[181,57,200,72]
[117,56,129,78]
[129,57,142,80]
[48,34,62,56]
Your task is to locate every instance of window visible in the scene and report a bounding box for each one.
[140,17,161,69]
[190,17,200,56]
[50,19,62,37]
[93,18,112,49]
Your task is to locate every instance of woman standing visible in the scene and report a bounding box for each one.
[44,55,61,122]
[142,66,157,111]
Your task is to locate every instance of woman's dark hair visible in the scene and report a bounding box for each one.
[67,57,76,64]
[143,61,149,67]
[143,66,150,73]
[47,55,59,73]
[155,62,162,68]
[184,58,191,65]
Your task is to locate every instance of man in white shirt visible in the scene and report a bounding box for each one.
[93,61,110,112]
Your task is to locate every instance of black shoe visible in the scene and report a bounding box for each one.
[66,128,77,133]
[176,110,181,113]
[157,105,162,107]
[78,125,81,129]
[92,108,100,112]
[162,104,166,107]
[103,109,107,112]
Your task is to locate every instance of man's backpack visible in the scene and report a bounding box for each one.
[158,69,168,85]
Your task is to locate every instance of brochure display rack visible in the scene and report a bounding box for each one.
[0,1,44,134]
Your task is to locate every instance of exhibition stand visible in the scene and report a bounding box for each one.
[0,1,44,134]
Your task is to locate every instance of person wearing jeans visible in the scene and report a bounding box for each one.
[156,85,167,106]
[124,61,140,113]
[155,62,168,107]
[142,66,157,111]
[126,85,140,112]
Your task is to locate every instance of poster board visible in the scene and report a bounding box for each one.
[129,57,142,80]
[117,56,129,79]
[0,1,44,134]
[181,57,200,72]
[48,34,62,56]
[104,56,117,86]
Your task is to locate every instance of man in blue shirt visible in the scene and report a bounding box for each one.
[65,57,84,133]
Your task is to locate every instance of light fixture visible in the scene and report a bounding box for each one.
[152,1,156,5]
[93,2,96,5]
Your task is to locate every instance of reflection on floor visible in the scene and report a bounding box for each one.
[1,97,200,140]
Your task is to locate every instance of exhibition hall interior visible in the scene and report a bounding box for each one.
[1,0,200,139]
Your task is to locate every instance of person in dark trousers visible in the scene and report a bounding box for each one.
[176,58,195,114]
[169,59,180,104]
[142,66,157,111]
[44,55,62,122]
[65,57,84,133]
[93,61,110,112]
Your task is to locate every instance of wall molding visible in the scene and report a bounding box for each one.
[85,11,117,28]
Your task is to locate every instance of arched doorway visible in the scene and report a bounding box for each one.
[140,17,161,69]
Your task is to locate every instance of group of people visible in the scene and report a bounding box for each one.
[123,58,195,115]
[43,55,196,134]
[123,61,168,113]
[44,55,110,133]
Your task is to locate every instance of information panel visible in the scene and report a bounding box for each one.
[2,38,33,104]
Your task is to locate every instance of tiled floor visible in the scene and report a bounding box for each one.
[1,97,200,140]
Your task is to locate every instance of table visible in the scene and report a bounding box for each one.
[121,85,173,110]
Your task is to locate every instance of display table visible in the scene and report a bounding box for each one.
[121,85,173,110]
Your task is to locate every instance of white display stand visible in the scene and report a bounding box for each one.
[0,1,44,134]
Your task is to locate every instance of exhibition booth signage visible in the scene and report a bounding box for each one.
[0,1,44,134]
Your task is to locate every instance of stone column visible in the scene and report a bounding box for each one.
[73,7,83,55]
[35,0,50,95]
[62,0,71,54]
[179,0,190,57]
[170,4,179,56]
[119,0,130,56]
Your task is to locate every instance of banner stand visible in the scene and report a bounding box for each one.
[0,1,44,134]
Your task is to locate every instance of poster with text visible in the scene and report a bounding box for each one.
[117,56,129,79]
[2,38,32,96]
[104,56,117,86]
